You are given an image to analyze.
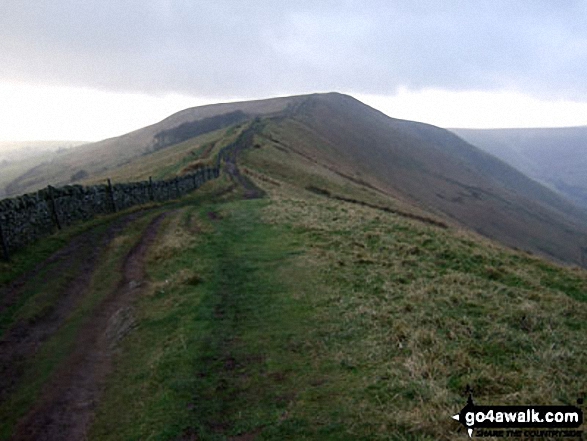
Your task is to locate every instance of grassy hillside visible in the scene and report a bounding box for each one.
[248,93,587,267]
[1,136,586,439]
[0,96,301,197]
[452,126,587,211]
[4,93,586,269]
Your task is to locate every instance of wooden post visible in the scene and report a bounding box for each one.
[175,177,180,198]
[107,179,117,212]
[149,177,154,201]
[47,186,62,230]
[0,216,10,262]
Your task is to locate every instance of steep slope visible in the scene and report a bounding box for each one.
[245,93,587,266]
[452,126,587,210]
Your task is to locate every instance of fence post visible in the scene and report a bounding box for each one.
[107,179,117,213]
[175,177,180,198]
[149,177,154,201]
[0,215,10,262]
[47,185,62,230]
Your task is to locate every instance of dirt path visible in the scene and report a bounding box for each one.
[217,125,264,200]
[11,212,167,441]
[0,214,140,405]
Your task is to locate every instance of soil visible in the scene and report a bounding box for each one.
[217,125,264,200]
[8,212,167,441]
[0,214,140,405]
[2,127,262,440]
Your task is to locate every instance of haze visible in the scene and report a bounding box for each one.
[2,1,587,141]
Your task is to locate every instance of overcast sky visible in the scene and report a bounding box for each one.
[2,1,587,141]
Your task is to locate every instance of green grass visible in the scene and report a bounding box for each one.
[85,125,245,185]
[86,174,587,440]
[0,211,160,440]
[90,196,314,439]
[2,122,587,439]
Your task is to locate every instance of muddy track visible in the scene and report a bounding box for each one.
[11,212,168,441]
[0,214,141,405]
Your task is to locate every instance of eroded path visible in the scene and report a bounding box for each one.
[1,124,264,440]
[0,215,139,406]
[1,211,167,440]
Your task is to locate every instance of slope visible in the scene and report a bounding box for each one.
[452,126,587,210]
[244,93,587,267]
[0,141,86,198]
[5,92,587,268]
[1,132,586,440]
[1,96,303,196]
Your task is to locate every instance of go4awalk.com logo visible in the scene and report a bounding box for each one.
[452,391,584,438]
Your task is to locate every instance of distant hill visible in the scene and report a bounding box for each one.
[3,93,587,267]
[0,141,86,198]
[0,97,300,197]
[451,126,587,210]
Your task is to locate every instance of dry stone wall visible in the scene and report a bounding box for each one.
[0,166,219,259]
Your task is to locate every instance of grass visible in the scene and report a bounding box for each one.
[86,172,587,440]
[2,120,587,439]
[89,194,313,439]
[257,182,587,438]
[0,210,160,440]
[84,125,245,185]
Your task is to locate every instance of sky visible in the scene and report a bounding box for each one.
[2,1,587,141]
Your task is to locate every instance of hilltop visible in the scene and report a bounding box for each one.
[1,94,586,439]
[3,93,587,267]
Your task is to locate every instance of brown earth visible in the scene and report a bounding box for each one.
[0,215,141,405]
[2,131,259,440]
[7,212,167,440]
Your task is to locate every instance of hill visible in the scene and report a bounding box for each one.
[1,111,586,439]
[451,126,587,211]
[4,93,587,268]
[246,93,587,266]
[0,141,86,198]
[0,97,300,197]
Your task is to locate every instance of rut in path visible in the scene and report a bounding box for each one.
[12,212,167,441]
[0,215,139,405]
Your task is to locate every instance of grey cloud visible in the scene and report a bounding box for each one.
[1,0,587,99]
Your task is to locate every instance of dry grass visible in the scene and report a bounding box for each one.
[255,176,587,439]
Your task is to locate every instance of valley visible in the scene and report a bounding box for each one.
[452,126,587,212]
